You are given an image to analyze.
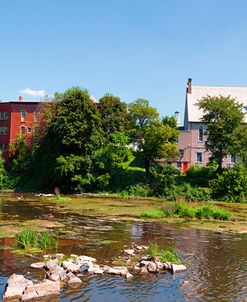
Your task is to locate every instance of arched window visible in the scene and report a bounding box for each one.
[21,110,27,122]
[34,111,39,122]
[20,126,26,135]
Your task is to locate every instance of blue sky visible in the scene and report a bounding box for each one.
[1,0,247,119]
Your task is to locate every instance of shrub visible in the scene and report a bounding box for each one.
[172,202,195,218]
[195,205,231,220]
[185,164,218,187]
[120,184,150,197]
[210,164,247,202]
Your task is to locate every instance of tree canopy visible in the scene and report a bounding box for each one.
[197,95,245,169]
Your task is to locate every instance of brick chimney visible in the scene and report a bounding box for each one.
[19,96,23,102]
[187,78,192,94]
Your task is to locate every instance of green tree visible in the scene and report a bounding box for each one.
[197,95,245,169]
[128,99,178,177]
[98,94,130,138]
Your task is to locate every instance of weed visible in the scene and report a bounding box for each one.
[141,208,166,219]
[39,231,57,250]
[16,229,38,249]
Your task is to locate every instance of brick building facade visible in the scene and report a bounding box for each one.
[0,96,41,157]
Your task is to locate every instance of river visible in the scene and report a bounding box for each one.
[0,198,246,301]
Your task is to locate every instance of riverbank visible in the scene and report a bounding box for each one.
[0,193,247,236]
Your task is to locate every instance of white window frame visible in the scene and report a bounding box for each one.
[21,109,27,122]
[196,152,202,163]
[20,125,26,135]
[198,126,203,142]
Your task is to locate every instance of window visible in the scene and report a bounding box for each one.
[231,155,236,164]
[20,126,26,134]
[0,112,8,120]
[177,162,182,168]
[0,127,8,135]
[28,127,32,133]
[179,149,184,158]
[198,126,203,142]
[34,126,39,135]
[34,111,39,122]
[196,152,202,163]
[21,110,27,122]
[0,143,7,151]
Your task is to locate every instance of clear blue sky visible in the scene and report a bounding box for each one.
[1,0,247,118]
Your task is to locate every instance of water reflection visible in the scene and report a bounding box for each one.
[0,198,246,301]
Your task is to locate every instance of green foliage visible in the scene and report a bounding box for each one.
[16,229,38,249]
[120,184,150,197]
[39,231,58,250]
[142,202,231,220]
[16,229,57,250]
[98,94,130,138]
[185,164,218,187]
[195,205,231,220]
[210,164,247,202]
[147,243,184,264]
[197,95,245,169]
[0,155,5,189]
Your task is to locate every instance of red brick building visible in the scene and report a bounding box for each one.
[0,96,41,157]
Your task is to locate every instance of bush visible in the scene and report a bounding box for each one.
[172,202,195,218]
[141,208,166,218]
[195,205,231,220]
[210,164,247,202]
[185,164,218,187]
[120,184,150,197]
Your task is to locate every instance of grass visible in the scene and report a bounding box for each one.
[16,229,57,251]
[147,243,184,264]
[141,202,232,221]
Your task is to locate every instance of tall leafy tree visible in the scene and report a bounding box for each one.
[128,99,178,176]
[197,95,245,169]
[98,94,130,138]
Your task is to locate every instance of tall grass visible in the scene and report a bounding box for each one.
[16,229,57,251]
[147,243,184,264]
[141,202,231,220]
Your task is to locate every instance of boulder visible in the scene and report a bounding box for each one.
[163,262,172,270]
[147,262,157,273]
[171,264,187,273]
[46,266,67,281]
[139,267,149,274]
[22,280,60,301]
[3,274,33,302]
[45,259,59,271]
[140,260,150,267]
[30,262,45,269]
[88,264,104,275]
[80,262,90,272]
[108,266,129,276]
[125,272,134,280]
[124,249,135,256]
[66,272,82,288]
[62,261,80,273]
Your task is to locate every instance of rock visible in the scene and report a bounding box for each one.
[66,272,82,288]
[45,259,59,271]
[101,265,111,273]
[171,264,187,273]
[133,265,141,272]
[46,266,67,281]
[78,255,97,263]
[80,262,90,272]
[54,253,65,259]
[30,262,45,269]
[147,262,157,273]
[88,264,104,275]
[163,262,172,270]
[124,249,135,256]
[140,260,150,267]
[3,274,33,302]
[156,261,164,270]
[108,266,129,276]
[125,272,134,280]
[62,261,80,273]
[22,280,60,301]
[139,267,149,274]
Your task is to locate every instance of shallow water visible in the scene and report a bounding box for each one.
[0,197,246,301]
